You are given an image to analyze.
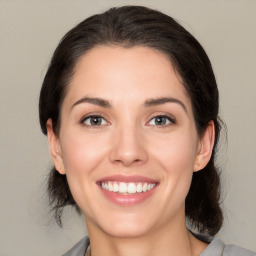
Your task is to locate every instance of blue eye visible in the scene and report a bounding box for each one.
[82,115,107,126]
[148,115,175,126]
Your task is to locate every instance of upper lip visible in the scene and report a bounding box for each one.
[97,175,158,183]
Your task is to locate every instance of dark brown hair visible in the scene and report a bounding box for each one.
[39,5,223,236]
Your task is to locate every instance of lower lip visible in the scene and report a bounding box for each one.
[100,186,157,206]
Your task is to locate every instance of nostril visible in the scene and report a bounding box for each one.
[109,134,149,166]
[112,157,144,167]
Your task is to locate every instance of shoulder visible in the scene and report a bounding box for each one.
[201,237,256,256]
[60,235,255,256]
[223,242,256,256]
[61,236,89,256]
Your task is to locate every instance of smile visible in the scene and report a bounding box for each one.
[101,182,156,194]
[98,175,158,205]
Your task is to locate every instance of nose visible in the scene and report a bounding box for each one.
[109,125,148,167]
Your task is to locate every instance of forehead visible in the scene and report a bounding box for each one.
[63,45,191,108]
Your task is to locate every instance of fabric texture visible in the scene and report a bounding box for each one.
[61,236,255,256]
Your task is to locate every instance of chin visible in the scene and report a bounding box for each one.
[89,211,155,239]
[103,221,151,238]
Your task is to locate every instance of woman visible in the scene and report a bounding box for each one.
[39,6,255,256]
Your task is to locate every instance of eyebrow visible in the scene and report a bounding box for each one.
[71,96,112,110]
[144,97,187,112]
[71,96,187,112]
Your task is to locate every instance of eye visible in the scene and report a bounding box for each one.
[148,115,175,126]
[82,115,108,126]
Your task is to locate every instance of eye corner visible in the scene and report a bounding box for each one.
[147,114,176,127]
[80,114,110,127]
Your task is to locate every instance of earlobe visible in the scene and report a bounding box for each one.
[194,120,215,172]
[46,119,66,175]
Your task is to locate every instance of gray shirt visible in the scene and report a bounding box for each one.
[62,236,255,256]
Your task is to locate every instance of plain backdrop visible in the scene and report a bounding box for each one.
[0,0,255,255]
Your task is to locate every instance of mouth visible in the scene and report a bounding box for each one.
[101,181,156,195]
[97,175,158,206]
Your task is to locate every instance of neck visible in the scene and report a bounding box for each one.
[86,214,207,256]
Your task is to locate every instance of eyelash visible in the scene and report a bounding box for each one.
[81,113,176,128]
[81,115,109,128]
[147,115,176,126]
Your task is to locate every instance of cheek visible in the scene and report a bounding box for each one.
[151,130,198,172]
[163,143,195,191]
[59,131,110,210]
[150,130,198,201]
[60,131,108,174]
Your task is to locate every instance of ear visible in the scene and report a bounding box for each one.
[46,119,66,175]
[194,120,215,172]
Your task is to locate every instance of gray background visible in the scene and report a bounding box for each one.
[0,0,255,255]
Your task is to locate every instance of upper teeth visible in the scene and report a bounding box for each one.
[101,182,156,194]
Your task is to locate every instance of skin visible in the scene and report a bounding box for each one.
[47,46,215,256]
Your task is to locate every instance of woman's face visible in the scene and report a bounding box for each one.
[48,46,211,238]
